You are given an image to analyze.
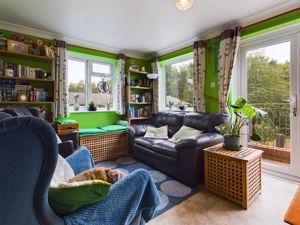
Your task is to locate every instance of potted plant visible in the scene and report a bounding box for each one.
[88,101,97,111]
[167,101,174,110]
[178,100,185,111]
[218,98,265,150]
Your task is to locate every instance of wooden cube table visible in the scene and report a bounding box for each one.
[203,144,263,209]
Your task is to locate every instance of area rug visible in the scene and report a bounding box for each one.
[96,156,198,217]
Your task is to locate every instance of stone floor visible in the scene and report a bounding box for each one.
[149,174,298,225]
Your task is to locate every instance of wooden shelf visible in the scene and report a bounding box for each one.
[129,102,152,105]
[0,76,54,83]
[128,117,151,121]
[130,86,152,90]
[128,69,148,75]
[0,101,54,105]
[0,50,54,62]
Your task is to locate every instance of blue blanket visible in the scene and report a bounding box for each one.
[63,169,160,225]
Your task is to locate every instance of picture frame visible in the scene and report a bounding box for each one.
[44,45,55,58]
[7,40,28,54]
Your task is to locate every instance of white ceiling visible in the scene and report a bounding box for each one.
[0,0,299,58]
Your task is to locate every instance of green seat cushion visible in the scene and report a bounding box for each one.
[55,119,78,125]
[79,128,106,137]
[49,180,111,215]
[98,125,128,133]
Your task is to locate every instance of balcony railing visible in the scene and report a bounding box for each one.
[248,103,290,163]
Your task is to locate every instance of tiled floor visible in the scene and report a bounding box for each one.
[149,174,298,225]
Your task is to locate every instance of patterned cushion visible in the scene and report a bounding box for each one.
[169,125,202,143]
[144,126,168,139]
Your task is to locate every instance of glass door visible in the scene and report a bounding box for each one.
[239,33,299,177]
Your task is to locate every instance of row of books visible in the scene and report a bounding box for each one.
[130,93,152,103]
[129,78,151,88]
[0,88,52,102]
[129,106,152,118]
[0,60,50,79]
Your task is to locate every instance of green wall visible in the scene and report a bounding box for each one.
[159,8,300,113]
[62,111,120,128]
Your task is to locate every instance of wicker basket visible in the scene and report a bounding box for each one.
[80,132,128,163]
[204,144,263,209]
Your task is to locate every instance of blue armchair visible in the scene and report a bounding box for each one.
[0,114,159,225]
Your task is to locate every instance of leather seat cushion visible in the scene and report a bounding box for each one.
[134,144,178,167]
[151,140,178,158]
[134,137,164,149]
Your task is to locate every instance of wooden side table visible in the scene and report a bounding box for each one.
[203,143,263,209]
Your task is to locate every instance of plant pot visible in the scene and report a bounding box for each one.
[88,106,97,111]
[223,134,241,151]
[178,105,185,111]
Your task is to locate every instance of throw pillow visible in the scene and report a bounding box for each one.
[48,180,111,214]
[51,154,75,186]
[144,126,168,139]
[169,125,202,143]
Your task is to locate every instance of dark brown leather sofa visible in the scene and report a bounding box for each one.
[128,111,228,187]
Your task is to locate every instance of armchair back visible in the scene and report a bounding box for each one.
[0,116,64,225]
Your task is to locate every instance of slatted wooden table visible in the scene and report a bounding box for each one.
[203,144,263,209]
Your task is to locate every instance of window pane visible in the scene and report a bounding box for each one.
[68,59,86,108]
[247,41,291,167]
[165,59,193,109]
[92,63,110,74]
[91,76,112,108]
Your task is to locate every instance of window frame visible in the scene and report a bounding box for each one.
[160,54,194,111]
[67,56,115,112]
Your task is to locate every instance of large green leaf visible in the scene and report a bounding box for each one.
[242,105,257,119]
[231,98,247,113]
[215,123,229,135]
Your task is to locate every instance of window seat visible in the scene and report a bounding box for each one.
[79,125,128,162]
[79,125,128,137]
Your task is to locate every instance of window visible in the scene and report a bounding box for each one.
[68,57,114,112]
[162,57,193,111]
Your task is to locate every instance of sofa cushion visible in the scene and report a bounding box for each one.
[153,112,184,137]
[144,126,168,139]
[134,137,164,149]
[183,112,228,132]
[134,144,178,167]
[151,140,178,158]
[169,125,203,143]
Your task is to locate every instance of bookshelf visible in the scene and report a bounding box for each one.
[126,69,153,124]
[0,46,55,122]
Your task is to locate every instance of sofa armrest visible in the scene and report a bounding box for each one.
[128,124,153,138]
[59,131,79,149]
[196,132,224,149]
[58,140,74,158]
[175,136,197,150]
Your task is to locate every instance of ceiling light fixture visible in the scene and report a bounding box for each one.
[175,0,194,11]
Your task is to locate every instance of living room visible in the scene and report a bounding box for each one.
[0,1,300,225]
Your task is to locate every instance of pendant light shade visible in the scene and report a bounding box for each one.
[175,0,194,11]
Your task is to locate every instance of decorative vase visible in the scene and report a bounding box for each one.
[74,103,80,111]
[223,134,241,150]
[88,106,97,111]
